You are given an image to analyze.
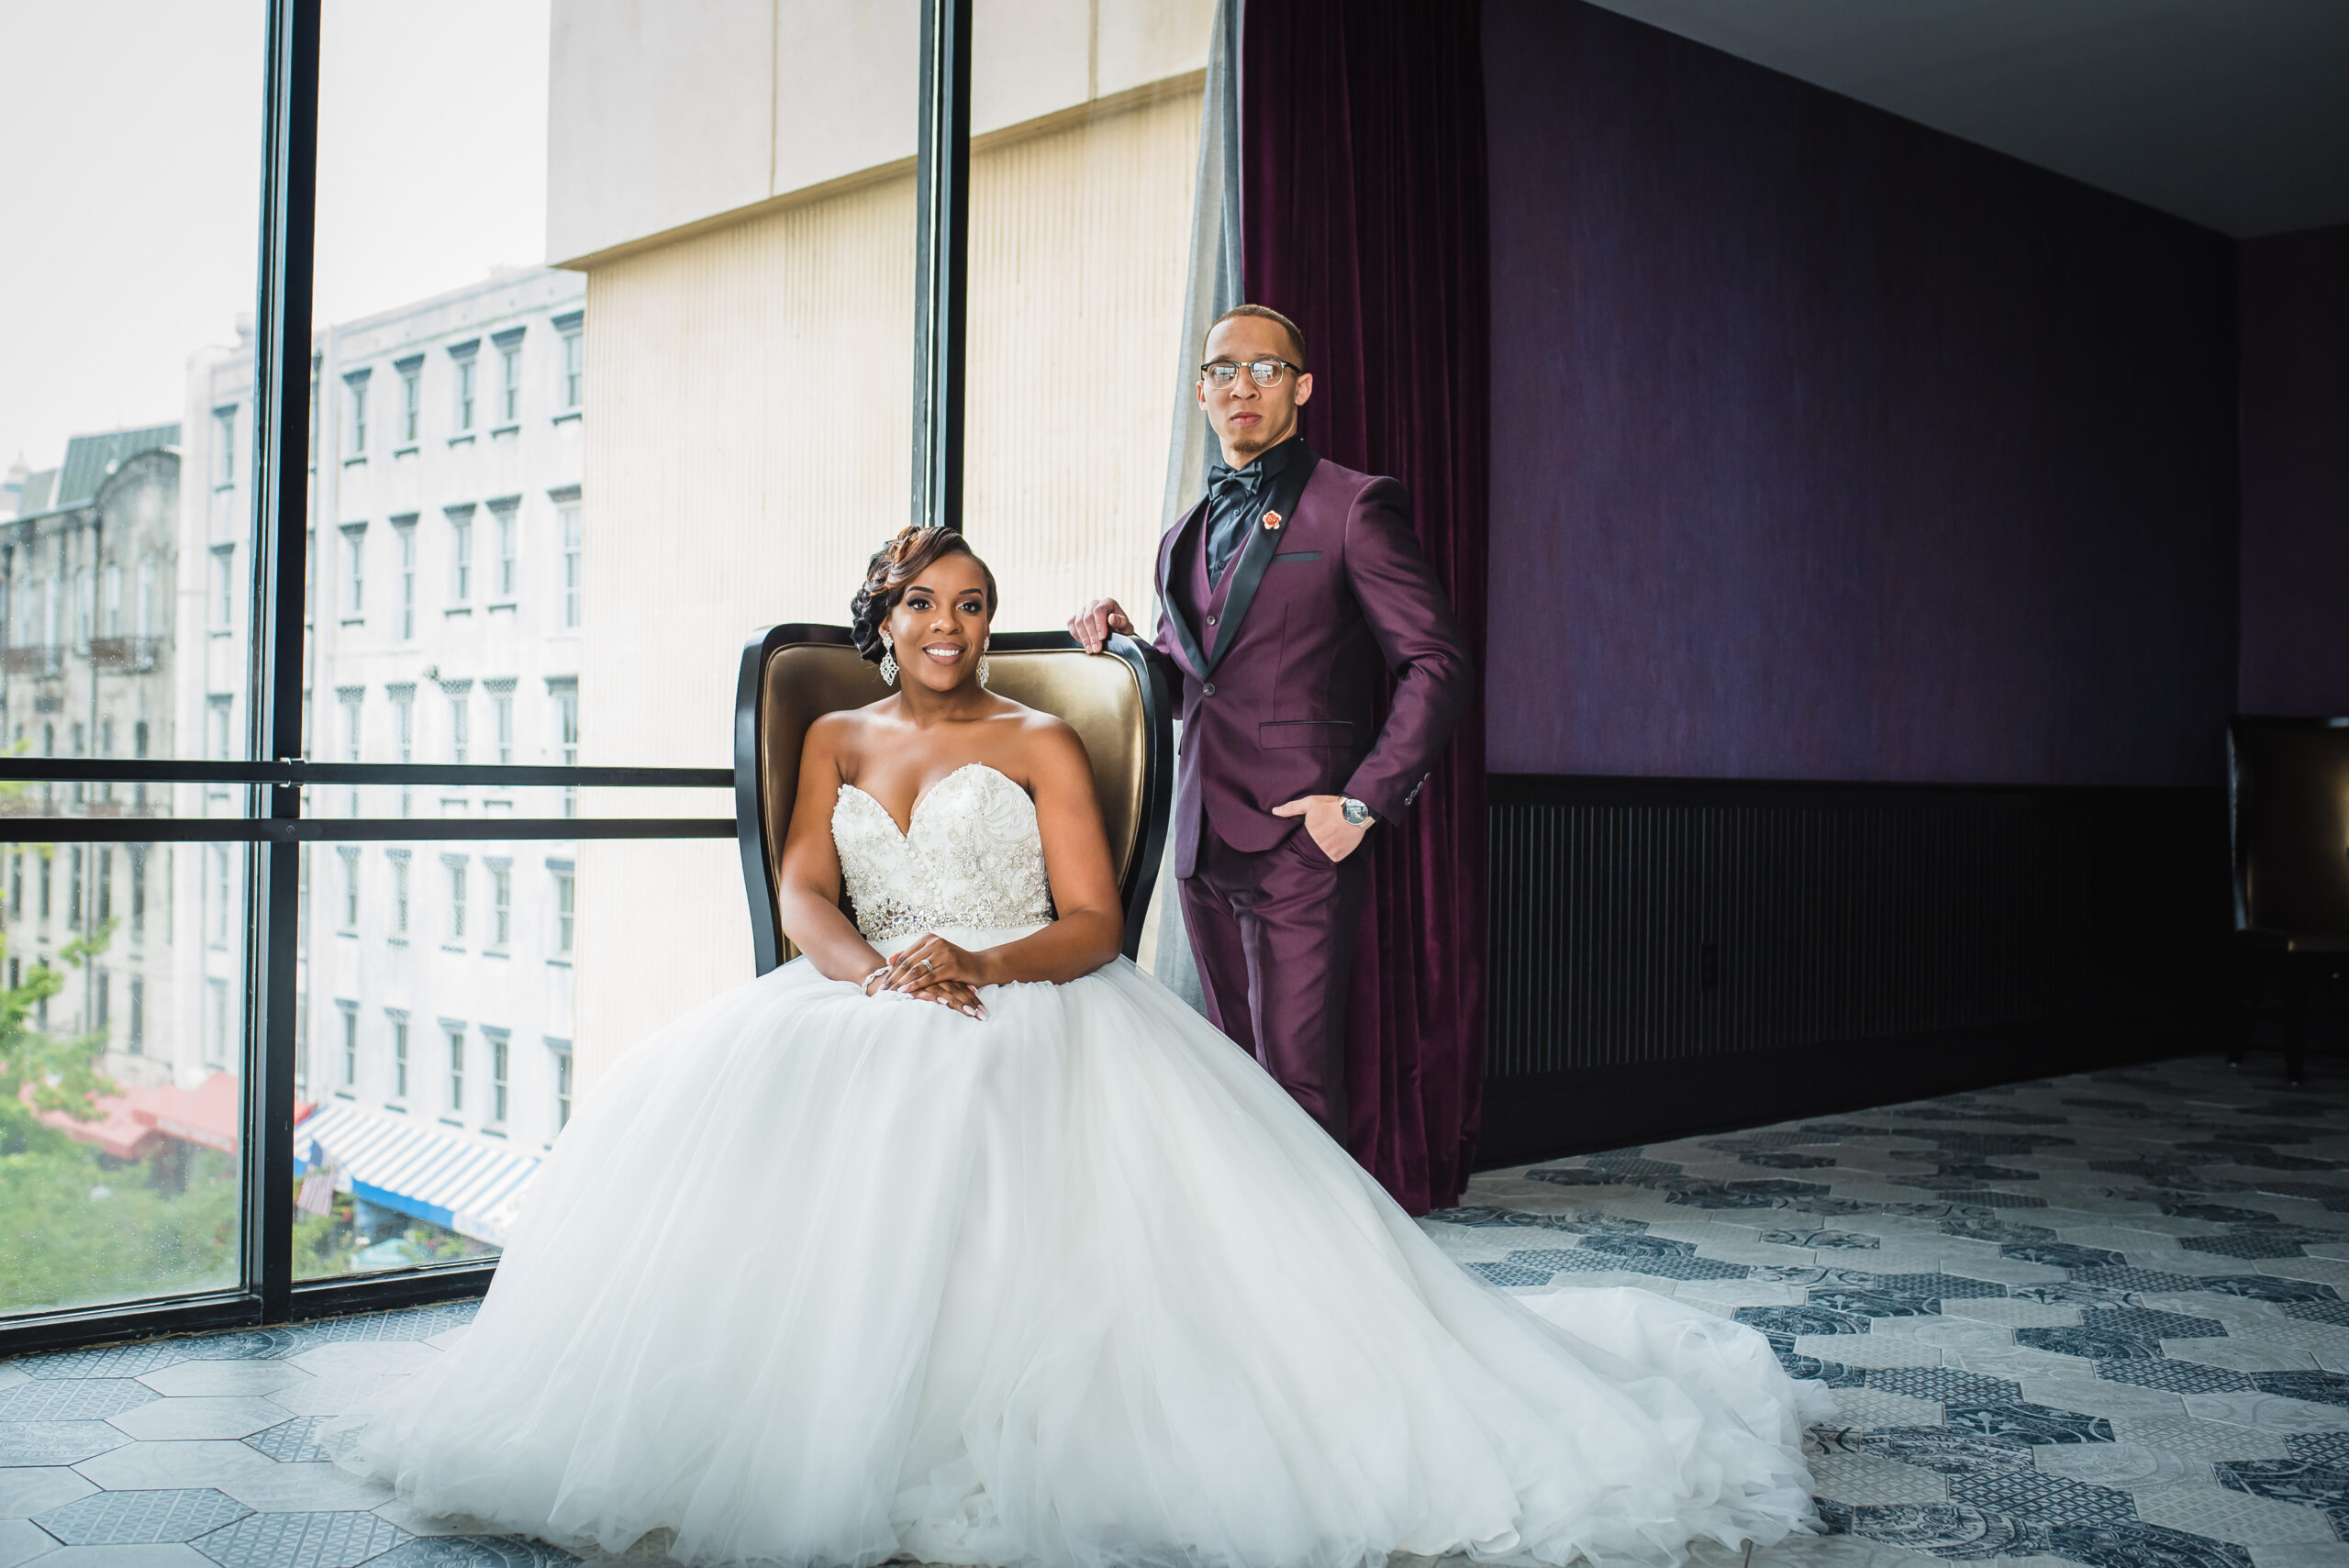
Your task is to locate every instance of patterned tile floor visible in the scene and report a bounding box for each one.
[1,1053,2343,1568]
[1432,1054,2349,1568]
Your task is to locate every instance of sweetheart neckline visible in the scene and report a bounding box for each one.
[836,761,1032,840]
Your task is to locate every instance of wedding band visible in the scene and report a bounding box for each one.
[918,958,933,971]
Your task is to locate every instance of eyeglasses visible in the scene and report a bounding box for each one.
[1199,357,1303,388]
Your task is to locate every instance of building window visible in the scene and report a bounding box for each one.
[395,518,417,639]
[341,523,365,618]
[487,1031,510,1125]
[206,696,232,762]
[447,857,468,941]
[397,356,422,445]
[389,850,409,938]
[449,689,470,764]
[552,680,579,817]
[558,500,582,628]
[137,559,155,639]
[392,686,414,762]
[210,546,235,631]
[551,865,574,956]
[339,1003,359,1090]
[67,846,83,924]
[490,861,512,947]
[552,684,578,765]
[551,1042,572,1131]
[495,328,525,424]
[6,851,17,917]
[556,314,583,409]
[344,370,370,455]
[491,500,518,598]
[95,848,111,924]
[449,506,473,602]
[103,563,121,636]
[446,1027,466,1115]
[95,969,110,1031]
[206,979,230,1069]
[38,847,51,919]
[128,848,146,940]
[213,405,236,487]
[340,692,362,815]
[338,847,360,930]
[389,1014,410,1101]
[128,977,144,1054]
[451,340,479,431]
[494,689,515,764]
[210,845,231,948]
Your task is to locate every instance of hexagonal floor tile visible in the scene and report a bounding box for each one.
[35,1488,251,1545]
[0,1379,159,1424]
[108,1398,293,1442]
[191,1508,408,1568]
[0,1419,134,1466]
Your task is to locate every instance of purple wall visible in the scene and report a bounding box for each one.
[2239,224,2349,717]
[1482,0,2241,785]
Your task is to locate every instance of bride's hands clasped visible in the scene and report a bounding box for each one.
[863,934,991,1020]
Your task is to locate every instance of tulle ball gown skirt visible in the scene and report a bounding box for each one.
[335,925,1828,1568]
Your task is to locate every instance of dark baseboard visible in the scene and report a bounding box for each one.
[1474,1013,2210,1170]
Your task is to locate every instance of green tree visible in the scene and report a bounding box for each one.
[0,884,238,1313]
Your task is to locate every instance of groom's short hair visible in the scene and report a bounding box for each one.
[1205,304,1308,369]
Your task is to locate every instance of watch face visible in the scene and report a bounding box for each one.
[1342,798,1369,825]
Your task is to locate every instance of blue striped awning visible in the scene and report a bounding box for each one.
[295,1102,542,1245]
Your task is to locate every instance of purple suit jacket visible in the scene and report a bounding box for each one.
[1154,443,1475,878]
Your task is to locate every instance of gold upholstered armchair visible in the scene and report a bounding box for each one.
[733,625,1174,973]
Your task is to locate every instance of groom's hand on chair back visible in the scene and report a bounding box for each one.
[1069,598,1133,654]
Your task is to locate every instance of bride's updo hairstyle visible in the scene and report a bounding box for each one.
[849,526,1000,664]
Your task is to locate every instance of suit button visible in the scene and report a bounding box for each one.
[1203,683,1216,696]
[1206,615,1218,627]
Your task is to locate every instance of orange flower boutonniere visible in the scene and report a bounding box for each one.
[1263,510,1283,530]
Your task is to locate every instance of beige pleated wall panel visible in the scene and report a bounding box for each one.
[572,176,917,1092]
[964,84,1203,631]
[571,88,1200,1095]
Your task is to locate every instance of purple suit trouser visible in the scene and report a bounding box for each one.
[1180,820,1366,1140]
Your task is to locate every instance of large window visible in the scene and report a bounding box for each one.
[3,0,1201,1352]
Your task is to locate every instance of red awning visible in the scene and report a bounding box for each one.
[26,1071,314,1161]
[22,1083,161,1161]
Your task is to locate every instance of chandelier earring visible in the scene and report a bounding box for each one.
[977,638,991,689]
[878,636,899,685]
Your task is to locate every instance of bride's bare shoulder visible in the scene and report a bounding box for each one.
[984,702,1092,784]
[801,706,891,768]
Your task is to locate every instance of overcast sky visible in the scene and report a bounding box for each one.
[1,0,550,477]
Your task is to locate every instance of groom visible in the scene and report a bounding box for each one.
[1071,304,1473,1140]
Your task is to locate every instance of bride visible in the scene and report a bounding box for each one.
[337,527,1827,1568]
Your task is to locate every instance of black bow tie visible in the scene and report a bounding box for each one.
[1208,462,1264,497]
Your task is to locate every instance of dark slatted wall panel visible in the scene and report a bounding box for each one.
[1486,777,2224,1079]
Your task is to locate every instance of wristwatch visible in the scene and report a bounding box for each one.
[1340,796,1375,828]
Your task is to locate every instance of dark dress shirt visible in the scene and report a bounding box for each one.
[1204,435,1304,584]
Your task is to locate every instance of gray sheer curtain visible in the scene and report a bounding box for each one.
[1148,0,1243,1011]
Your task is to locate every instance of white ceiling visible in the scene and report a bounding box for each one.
[1579,0,2349,239]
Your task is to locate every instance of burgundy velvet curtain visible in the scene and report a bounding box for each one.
[1241,0,1490,1212]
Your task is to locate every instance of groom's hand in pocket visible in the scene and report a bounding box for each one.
[1273,795,1367,863]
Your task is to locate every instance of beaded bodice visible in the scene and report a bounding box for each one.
[831,762,1054,946]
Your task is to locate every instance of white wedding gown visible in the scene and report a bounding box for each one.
[338,762,1827,1568]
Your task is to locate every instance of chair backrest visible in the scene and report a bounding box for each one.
[733,624,1173,973]
[2228,716,2349,943]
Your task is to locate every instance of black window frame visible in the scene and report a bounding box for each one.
[0,0,975,1357]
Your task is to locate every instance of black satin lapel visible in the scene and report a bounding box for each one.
[1160,498,1211,679]
[1205,448,1319,674]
